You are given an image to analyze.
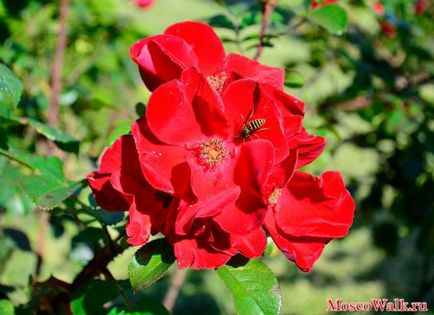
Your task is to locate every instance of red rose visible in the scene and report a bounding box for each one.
[311,0,337,9]
[166,191,268,269]
[88,21,355,270]
[264,171,355,271]
[134,0,154,9]
[87,135,172,246]
[132,69,279,236]
[130,21,284,92]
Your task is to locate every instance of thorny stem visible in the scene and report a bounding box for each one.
[48,0,69,127]
[254,0,278,60]
[163,269,188,312]
[36,0,70,280]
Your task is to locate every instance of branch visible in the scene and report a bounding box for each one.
[70,243,124,292]
[48,0,70,128]
[163,269,188,312]
[253,0,278,60]
[36,0,70,279]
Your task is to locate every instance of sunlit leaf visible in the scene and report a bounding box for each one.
[0,63,22,117]
[0,165,33,214]
[309,4,348,34]
[128,238,175,290]
[20,117,77,143]
[216,258,281,315]
[0,151,85,210]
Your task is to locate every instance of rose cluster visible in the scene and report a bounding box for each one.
[88,22,355,271]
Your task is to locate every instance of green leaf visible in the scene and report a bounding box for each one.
[0,167,33,214]
[241,11,261,29]
[7,116,79,152]
[0,150,85,209]
[207,14,235,30]
[0,63,23,117]
[108,297,169,315]
[21,171,84,210]
[0,149,37,171]
[71,280,119,315]
[309,4,348,34]
[20,117,77,143]
[284,70,304,88]
[135,102,146,117]
[72,97,117,114]
[0,299,15,315]
[216,258,281,315]
[128,238,175,290]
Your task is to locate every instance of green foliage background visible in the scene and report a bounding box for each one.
[0,0,433,314]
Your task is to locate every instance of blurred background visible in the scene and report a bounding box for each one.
[0,0,433,314]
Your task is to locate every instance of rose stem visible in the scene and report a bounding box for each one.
[163,269,188,311]
[35,0,70,279]
[253,0,278,60]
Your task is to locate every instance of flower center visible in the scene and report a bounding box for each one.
[199,138,228,167]
[268,188,282,205]
[207,72,227,94]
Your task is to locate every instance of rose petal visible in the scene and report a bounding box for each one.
[222,79,257,136]
[165,21,226,75]
[222,80,288,162]
[263,83,305,116]
[146,69,228,146]
[87,172,130,211]
[225,54,285,89]
[264,211,327,272]
[88,135,143,211]
[175,186,241,235]
[185,139,237,200]
[274,171,355,239]
[231,227,267,258]
[265,149,298,195]
[173,237,232,269]
[214,140,274,234]
[130,34,198,91]
[288,128,326,168]
[126,201,152,246]
[132,118,188,195]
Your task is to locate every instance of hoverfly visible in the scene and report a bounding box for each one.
[241,118,266,138]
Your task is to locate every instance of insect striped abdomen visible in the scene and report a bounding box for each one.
[242,118,266,138]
